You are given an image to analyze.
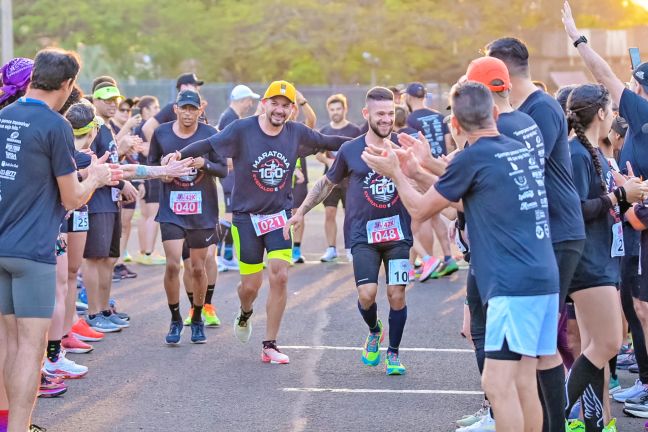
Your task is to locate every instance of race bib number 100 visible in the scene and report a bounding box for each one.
[366,215,404,244]
[250,210,288,236]
[170,191,203,215]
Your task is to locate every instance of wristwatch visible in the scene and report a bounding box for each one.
[573,35,588,48]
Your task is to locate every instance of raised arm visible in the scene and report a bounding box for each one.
[298,125,349,156]
[57,153,122,210]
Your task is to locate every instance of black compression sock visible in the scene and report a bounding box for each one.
[263,340,277,349]
[205,284,215,305]
[388,306,407,351]
[294,242,301,248]
[169,303,182,322]
[538,365,566,432]
[582,366,605,431]
[46,340,61,362]
[565,355,603,431]
[192,305,203,323]
[609,356,618,380]
[101,309,112,317]
[239,308,253,322]
[357,301,379,332]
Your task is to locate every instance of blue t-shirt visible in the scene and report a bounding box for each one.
[0,98,77,264]
[435,135,559,302]
[217,107,240,194]
[406,108,449,157]
[326,135,413,250]
[569,138,620,289]
[88,124,120,214]
[518,90,585,243]
[202,116,347,214]
[149,122,226,229]
[619,88,648,178]
[497,111,545,166]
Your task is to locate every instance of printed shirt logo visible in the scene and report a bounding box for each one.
[362,170,399,208]
[251,151,291,192]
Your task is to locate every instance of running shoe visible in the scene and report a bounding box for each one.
[165,320,183,345]
[134,253,166,265]
[619,343,633,355]
[261,343,290,364]
[609,376,622,395]
[361,319,384,366]
[431,258,459,279]
[71,318,105,342]
[419,256,441,282]
[385,351,406,375]
[109,298,130,321]
[603,418,617,432]
[566,419,585,432]
[114,263,137,279]
[190,321,207,344]
[613,379,647,403]
[292,247,305,264]
[568,400,581,420]
[85,314,122,333]
[107,313,130,328]
[617,353,637,369]
[77,286,87,304]
[43,352,88,379]
[38,372,67,398]
[234,311,253,343]
[624,389,648,413]
[203,304,221,327]
[630,363,640,374]
[123,251,133,263]
[29,424,47,432]
[217,256,228,273]
[61,334,93,354]
[414,257,423,268]
[456,406,489,428]
[320,247,338,262]
[222,257,240,271]
[75,300,88,312]
[456,411,495,431]
[184,308,194,326]
[408,268,416,281]
[346,249,353,262]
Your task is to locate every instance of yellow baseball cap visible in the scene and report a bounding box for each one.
[263,80,296,104]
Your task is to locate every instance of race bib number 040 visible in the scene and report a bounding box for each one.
[170,191,203,215]
[251,210,288,236]
[388,259,411,285]
[366,215,404,244]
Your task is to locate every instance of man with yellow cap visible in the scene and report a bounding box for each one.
[176,80,347,364]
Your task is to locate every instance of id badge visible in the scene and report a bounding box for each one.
[72,210,89,232]
[366,215,404,244]
[111,187,121,202]
[170,191,203,215]
[388,259,411,285]
[611,221,625,258]
[250,210,288,236]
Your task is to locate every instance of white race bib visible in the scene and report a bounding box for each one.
[170,191,203,215]
[366,215,404,244]
[611,221,625,258]
[111,187,121,202]
[250,210,288,236]
[388,259,411,285]
[72,210,89,232]
[454,228,467,253]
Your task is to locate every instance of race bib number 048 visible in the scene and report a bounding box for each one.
[366,215,404,244]
[170,191,202,215]
[251,210,288,236]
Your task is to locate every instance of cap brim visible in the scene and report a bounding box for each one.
[251,92,261,99]
[195,80,204,86]
[177,101,201,108]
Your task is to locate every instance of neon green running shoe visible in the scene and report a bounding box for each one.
[431,258,459,279]
[385,351,406,375]
[202,304,221,327]
[183,308,193,326]
[567,419,585,432]
[603,418,617,432]
[361,319,384,366]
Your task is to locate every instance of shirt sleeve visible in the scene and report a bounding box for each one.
[217,111,237,131]
[147,130,162,166]
[570,150,593,201]
[74,151,92,169]
[181,121,239,159]
[325,145,349,185]
[434,150,474,202]
[620,88,648,139]
[154,103,175,124]
[296,123,349,156]
[202,149,228,178]
[528,105,562,156]
[50,122,77,177]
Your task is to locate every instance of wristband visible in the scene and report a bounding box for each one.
[573,35,588,48]
[620,186,627,203]
[614,188,623,203]
[299,100,308,107]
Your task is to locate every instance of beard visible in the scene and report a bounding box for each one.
[369,120,393,139]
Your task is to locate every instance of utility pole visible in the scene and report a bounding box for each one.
[1,0,13,64]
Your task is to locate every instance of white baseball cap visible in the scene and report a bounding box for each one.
[230,85,260,101]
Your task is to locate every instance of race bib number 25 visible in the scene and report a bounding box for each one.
[366,215,404,244]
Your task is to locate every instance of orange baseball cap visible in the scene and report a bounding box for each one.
[263,80,297,104]
[465,57,512,92]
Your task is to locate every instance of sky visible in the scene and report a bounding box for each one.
[630,0,648,9]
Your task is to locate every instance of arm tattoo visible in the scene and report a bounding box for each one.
[299,176,336,215]
[129,165,167,180]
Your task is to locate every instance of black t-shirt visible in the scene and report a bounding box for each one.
[319,122,362,176]
[435,135,559,302]
[326,135,412,250]
[88,124,120,214]
[619,89,648,178]
[569,138,620,288]
[518,90,585,243]
[407,108,449,157]
[217,107,240,193]
[202,116,347,214]
[149,122,226,229]
[0,98,77,264]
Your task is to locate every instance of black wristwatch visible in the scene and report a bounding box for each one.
[573,35,588,48]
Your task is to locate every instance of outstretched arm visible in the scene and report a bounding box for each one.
[283,176,337,239]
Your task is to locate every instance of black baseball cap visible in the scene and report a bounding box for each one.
[176,73,204,90]
[175,90,201,108]
[406,82,426,98]
[633,62,648,91]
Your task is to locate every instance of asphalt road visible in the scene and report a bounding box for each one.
[33,210,646,431]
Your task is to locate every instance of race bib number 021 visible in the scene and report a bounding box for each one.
[250,210,288,236]
[366,215,404,244]
[388,259,411,285]
[170,191,202,215]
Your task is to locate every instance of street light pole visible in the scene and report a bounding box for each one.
[1,0,13,64]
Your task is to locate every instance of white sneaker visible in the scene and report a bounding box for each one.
[456,411,495,431]
[261,346,290,364]
[233,311,252,343]
[345,249,353,262]
[320,247,338,262]
[43,352,88,379]
[217,256,228,273]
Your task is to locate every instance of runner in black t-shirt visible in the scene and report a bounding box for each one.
[286,87,411,375]
[316,93,362,263]
[177,80,348,364]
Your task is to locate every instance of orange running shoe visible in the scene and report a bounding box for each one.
[71,318,104,342]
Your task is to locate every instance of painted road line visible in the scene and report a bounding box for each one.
[282,388,483,395]
[281,345,473,353]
